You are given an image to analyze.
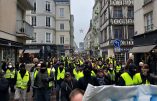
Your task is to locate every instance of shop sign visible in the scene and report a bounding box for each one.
[110,0,133,6]
[111,19,134,25]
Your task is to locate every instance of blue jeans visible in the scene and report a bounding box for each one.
[36,88,51,101]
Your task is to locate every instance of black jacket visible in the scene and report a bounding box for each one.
[78,76,99,91]
[0,77,9,101]
[61,79,78,101]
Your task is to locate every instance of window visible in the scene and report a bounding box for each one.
[128,26,134,39]
[144,12,153,32]
[60,8,64,17]
[113,6,122,18]
[60,23,64,30]
[104,28,107,42]
[46,17,50,27]
[115,53,125,63]
[32,16,36,26]
[32,33,36,42]
[100,32,103,43]
[60,35,64,44]
[113,26,123,39]
[46,1,50,12]
[46,33,51,42]
[128,7,134,18]
[32,2,36,13]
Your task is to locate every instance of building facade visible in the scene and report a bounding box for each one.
[70,15,75,54]
[100,0,134,63]
[84,20,93,55]
[91,0,101,56]
[131,0,157,74]
[79,42,84,52]
[0,0,34,63]
[55,0,71,56]
[25,0,57,60]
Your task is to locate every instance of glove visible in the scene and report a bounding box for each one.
[27,86,30,92]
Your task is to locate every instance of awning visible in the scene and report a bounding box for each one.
[24,49,40,53]
[129,45,156,53]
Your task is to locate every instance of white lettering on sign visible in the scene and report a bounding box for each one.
[110,0,134,6]
[110,19,134,25]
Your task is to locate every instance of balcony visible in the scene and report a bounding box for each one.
[143,0,153,6]
[16,20,33,40]
[17,0,34,10]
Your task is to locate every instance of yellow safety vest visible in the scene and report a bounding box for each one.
[91,70,96,77]
[108,70,115,81]
[134,73,150,85]
[5,69,16,79]
[109,58,116,65]
[116,65,121,73]
[97,65,104,69]
[57,68,65,80]
[121,72,135,86]
[34,68,53,87]
[80,61,83,65]
[16,71,30,89]
[73,68,84,80]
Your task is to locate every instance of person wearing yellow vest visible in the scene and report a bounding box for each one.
[115,62,122,84]
[134,64,154,85]
[118,64,137,86]
[96,69,111,85]
[4,62,16,93]
[14,63,31,101]
[115,62,122,74]
[34,62,54,101]
[73,65,84,80]
[78,63,99,91]
[97,60,104,69]
[55,62,66,101]
[31,63,41,101]
[108,57,116,67]
[107,64,116,84]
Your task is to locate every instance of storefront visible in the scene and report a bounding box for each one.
[23,44,64,63]
[0,38,23,64]
[130,30,157,74]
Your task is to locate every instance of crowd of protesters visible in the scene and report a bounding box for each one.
[0,55,157,101]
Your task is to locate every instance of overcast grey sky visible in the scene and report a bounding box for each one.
[71,0,94,47]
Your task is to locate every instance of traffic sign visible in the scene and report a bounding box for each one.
[113,39,121,48]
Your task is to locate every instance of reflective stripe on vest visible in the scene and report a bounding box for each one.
[116,65,121,73]
[73,68,84,80]
[57,68,65,80]
[91,70,96,77]
[16,71,29,89]
[121,72,134,86]
[79,60,83,65]
[134,73,150,85]
[5,69,15,79]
